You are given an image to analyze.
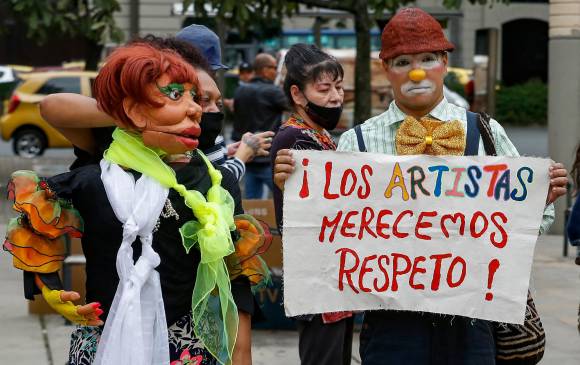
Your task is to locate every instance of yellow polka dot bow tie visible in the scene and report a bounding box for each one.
[395,116,466,156]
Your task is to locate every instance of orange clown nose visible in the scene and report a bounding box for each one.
[409,69,427,82]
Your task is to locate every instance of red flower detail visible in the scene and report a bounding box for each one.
[170,349,203,365]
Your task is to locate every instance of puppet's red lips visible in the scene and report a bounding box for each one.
[180,126,201,138]
[177,136,199,149]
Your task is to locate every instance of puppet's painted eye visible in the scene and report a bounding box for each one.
[168,88,182,100]
[158,83,185,100]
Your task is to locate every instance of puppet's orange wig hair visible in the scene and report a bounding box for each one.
[93,43,199,128]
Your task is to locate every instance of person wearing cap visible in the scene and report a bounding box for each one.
[273,7,568,364]
[238,62,254,85]
[233,53,288,199]
[176,25,275,182]
[222,62,254,112]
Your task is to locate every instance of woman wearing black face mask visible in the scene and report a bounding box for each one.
[194,66,276,182]
[270,43,353,365]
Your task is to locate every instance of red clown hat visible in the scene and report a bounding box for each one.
[379,7,455,61]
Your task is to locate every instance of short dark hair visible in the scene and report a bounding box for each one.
[130,34,212,75]
[283,44,344,106]
[239,62,253,73]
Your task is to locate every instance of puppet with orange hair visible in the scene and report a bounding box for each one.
[4,43,270,365]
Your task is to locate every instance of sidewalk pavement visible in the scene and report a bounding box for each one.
[0,221,577,364]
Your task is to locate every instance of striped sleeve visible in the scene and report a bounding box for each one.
[222,157,246,182]
[205,139,226,166]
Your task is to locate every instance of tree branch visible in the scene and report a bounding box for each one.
[292,0,355,13]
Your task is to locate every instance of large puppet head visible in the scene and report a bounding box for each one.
[93,43,203,154]
[380,8,455,116]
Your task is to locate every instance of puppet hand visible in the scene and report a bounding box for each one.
[41,286,104,326]
[254,131,275,157]
[546,162,568,205]
[273,149,295,191]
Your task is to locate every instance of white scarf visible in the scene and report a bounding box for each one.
[94,159,170,365]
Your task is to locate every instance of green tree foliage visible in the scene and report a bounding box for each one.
[4,0,123,69]
[6,0,123,44]
[496,80,547,125]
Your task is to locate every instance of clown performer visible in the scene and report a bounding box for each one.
[4,43,270,365]
[273,7,568,365]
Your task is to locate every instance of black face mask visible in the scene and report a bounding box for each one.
[198,112,224,151]
[304,101,343,131]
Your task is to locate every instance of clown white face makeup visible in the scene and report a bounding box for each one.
[389,52,444,73]
[401,79,436,97]
[383,52,448,119]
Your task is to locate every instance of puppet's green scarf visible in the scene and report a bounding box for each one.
[104,128,238,365]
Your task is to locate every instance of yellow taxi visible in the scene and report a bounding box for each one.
[0,71,97,157]
[447,67,473,85]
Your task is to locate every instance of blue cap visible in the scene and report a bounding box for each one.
[176,24,228,71]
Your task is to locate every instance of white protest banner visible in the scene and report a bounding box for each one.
[282,150,550,324]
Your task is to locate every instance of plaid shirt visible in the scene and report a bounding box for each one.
[337,98,554,234]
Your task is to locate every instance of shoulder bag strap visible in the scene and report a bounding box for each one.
[477,112,497,156]
[354,124,367,152]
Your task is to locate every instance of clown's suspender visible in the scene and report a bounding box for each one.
[466,111,497,156]
[354,124,367,152]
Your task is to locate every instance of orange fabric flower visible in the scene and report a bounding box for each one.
[226,214,272,288]
[4,171,83,273]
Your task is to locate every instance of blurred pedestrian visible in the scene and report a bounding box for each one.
[238,62,254,85]
[233,53,288,198]
[271,43,353,365]
[566,143,580,266]
[223,62,254,112]
[567,144,580,335]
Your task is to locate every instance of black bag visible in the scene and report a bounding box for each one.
[474,112,546,364]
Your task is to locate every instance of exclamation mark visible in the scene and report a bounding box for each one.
[485,259,500,301]
[299,158,310,198]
